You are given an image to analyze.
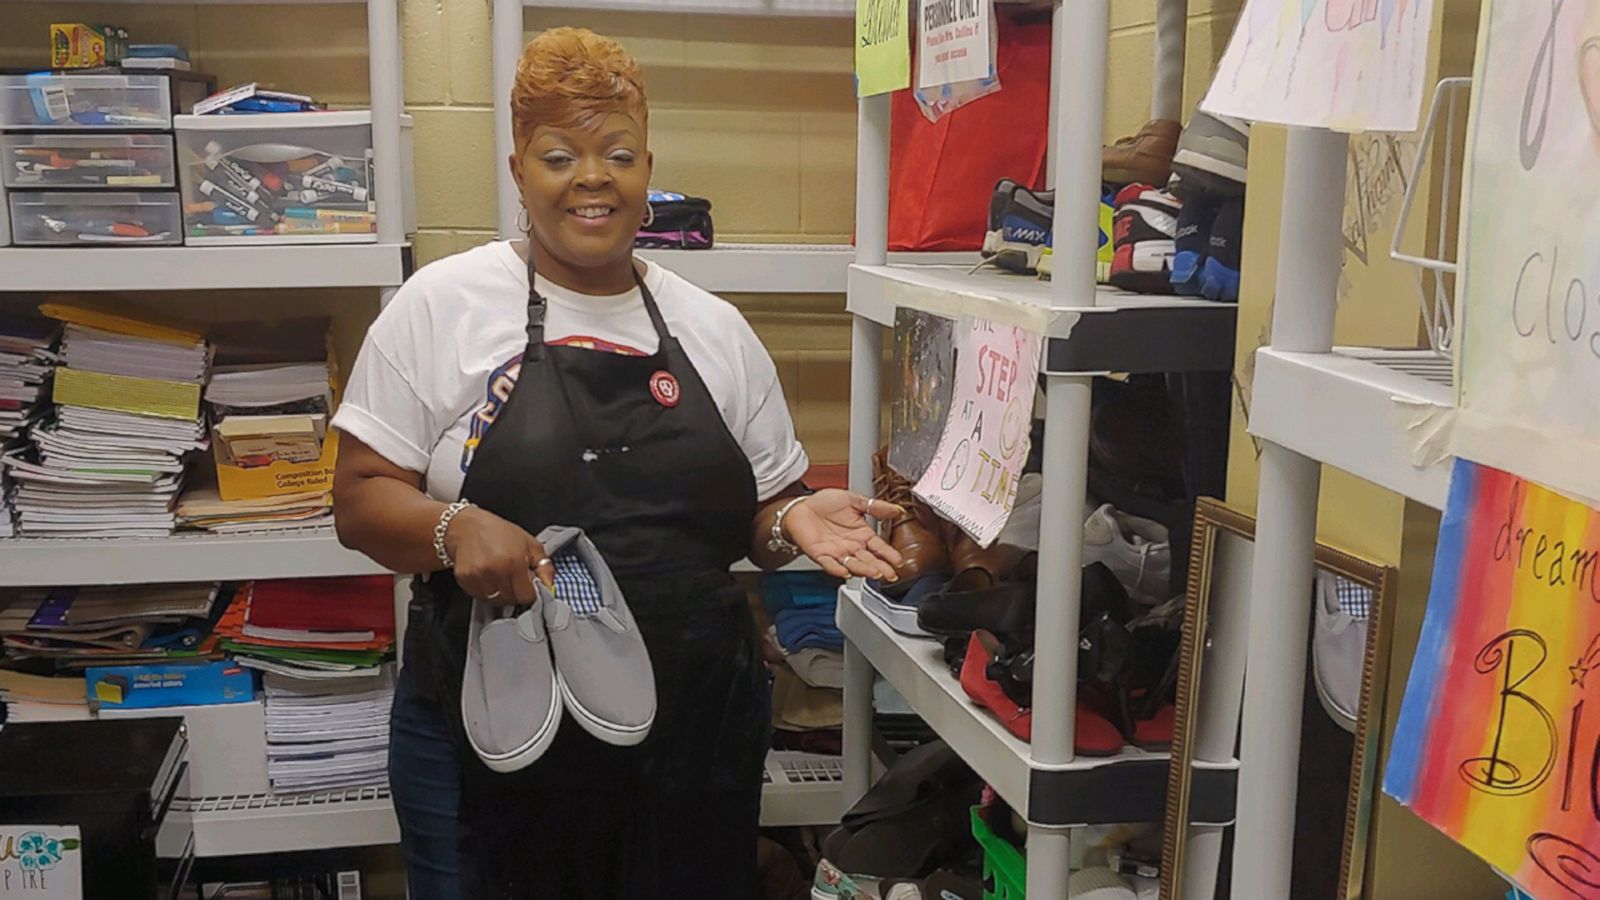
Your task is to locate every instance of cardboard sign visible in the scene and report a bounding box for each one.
[1386,460,1600,900]
[856,0,911,97]
[912,316,1041,546]
[1202,0,1435,131]
[0,826,82,899]
[917,0,993,89]
[1451,0,1600,506]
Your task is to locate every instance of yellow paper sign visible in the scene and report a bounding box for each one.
[856,0,910,98]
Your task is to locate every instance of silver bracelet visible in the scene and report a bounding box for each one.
[434,499,473,569]
[767,496,807,555]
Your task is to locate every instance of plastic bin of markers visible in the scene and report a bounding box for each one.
[8,191,182,246]
[0,73,187,130]
[173,111,415,245]
[2,133,177,189]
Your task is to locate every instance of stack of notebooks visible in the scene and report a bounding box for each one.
[0,583,225,667]
[1,305,210,538]
[215,576,393,679]
[0,318,61,538]
[0,666,91,725]
[263,667,393,793]
[0,318,57,443]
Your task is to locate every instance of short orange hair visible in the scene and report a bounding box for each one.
[511,28,648,149]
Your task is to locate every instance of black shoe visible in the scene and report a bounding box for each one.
[916,579,1036,647]
[1200,194,1243,302]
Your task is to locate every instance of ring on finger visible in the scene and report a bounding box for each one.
[486,590,503,600]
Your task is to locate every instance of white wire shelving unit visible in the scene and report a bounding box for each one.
[1224,74,1469,900]
[0,0,417,859]
[836,1,1240,896]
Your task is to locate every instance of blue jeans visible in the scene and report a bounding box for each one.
[388,663,461,900]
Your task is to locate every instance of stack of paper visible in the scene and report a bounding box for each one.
[0,318,58,443]
[215,577,394,679]
[0,319,60,539]
[0,583,225,667]
[175,483,331,533]
[263,667,393,793]
[206,362,331,418]
[0,306,211,538]
[0,667,91,725]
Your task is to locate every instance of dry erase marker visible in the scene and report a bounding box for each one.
[203,141,262,191]
[302,174,367,202]
[199,180,261,222]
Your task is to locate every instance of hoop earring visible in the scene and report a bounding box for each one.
[642,203,655,228]
[516,207,531,233]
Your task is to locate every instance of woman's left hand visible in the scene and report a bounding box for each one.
[783,489,906,581]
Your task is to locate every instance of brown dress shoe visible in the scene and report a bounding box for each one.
[873,448,950,583]
[1102,118,1181,186]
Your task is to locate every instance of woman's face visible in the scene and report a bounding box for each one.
[510,112,652,272]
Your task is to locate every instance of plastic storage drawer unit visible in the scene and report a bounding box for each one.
[3,133,177,189]
[0,73,177,130]
[174,111,415,245]
[8,191,182,246]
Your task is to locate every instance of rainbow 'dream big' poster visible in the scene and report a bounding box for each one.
[1387,460,1600,898]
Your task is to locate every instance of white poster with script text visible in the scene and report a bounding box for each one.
[913,315,1041,546]
[1452,0,1600,505]
[0,826,82,899]
[918,0,993,89]
[1203,0,1435,131]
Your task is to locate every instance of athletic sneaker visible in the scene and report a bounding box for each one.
[1069,867,1138,899]
[992,187,1054,275]
[1108,186,1182,295]
[461,592,562,773]
[1082,503,1172,605]
[1200,195,1244,302]
[982,178,1024,258]
[538,525,656,746]
[812,860,874,900]
[1170,112,1249,199]
[1036,188,1115,282]
[1169,191,1217,295]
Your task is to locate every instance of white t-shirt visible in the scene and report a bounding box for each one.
[332,240,809,503]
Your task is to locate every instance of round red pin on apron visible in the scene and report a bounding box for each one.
[649,370,680,407]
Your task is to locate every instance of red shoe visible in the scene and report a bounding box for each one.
[961,631,1032,741]
[1129,700,1176,751]
[959,631,1126,755]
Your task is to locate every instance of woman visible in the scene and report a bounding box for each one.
[331,27,901,899]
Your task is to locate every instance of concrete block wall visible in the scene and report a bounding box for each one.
[1,0,1238,465]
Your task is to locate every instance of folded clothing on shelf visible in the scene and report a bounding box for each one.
[773,605,844,653]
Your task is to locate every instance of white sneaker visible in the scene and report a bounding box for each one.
[1082,504,1171,605]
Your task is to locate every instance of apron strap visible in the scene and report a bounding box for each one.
[523,240,673,346]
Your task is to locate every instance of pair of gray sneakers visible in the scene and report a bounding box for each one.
[461,526,655,773]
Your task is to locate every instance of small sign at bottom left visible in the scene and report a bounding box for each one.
[1,826,82,899]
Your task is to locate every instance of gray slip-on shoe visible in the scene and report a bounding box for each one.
[461,591,562,773]
[538,525,656,746]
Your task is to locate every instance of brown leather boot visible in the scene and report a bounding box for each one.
[873,448,950,583]
[941,517,1028,586]
[1102,118,1181,186]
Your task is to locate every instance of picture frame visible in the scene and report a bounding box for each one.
[1158,498,1398,900]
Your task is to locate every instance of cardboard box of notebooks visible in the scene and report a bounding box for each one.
[207,359,338,501]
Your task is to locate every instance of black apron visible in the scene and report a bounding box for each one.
[407,247,767,898]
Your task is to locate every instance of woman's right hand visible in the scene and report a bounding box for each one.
[443,506,556,606]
